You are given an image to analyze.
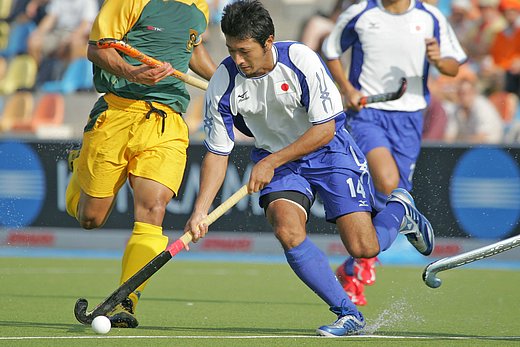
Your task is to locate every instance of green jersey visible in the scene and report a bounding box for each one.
[89,0,209,112]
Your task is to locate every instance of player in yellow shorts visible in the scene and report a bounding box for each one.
[65,0,216,328]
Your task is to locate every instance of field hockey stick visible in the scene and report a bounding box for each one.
[358,77,407,106]
[96,38,209,91]
[423,234,520,288]
[74,185,249,325]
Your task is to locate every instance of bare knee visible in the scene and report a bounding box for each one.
[374,175,399,195]
[274,225,305,250]
[77,195,114,230]
[346,241,380,259]
[266,199,307,251]
[78,214,107,230]
[337,212,380,258]
[135,201,168,225]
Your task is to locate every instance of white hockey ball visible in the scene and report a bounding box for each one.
[91,315,111,334]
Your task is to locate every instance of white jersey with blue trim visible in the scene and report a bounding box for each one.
[203,41,345,155]
[322,0,467,112]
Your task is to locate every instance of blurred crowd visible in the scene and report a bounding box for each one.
[1,0,520,144]
[301,0,520,144]
[0,0,99,88]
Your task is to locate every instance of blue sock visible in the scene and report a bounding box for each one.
[372,201,405,252]
[285,237,357,315]
[343,256,355,276]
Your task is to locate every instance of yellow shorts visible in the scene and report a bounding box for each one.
[76,93,189,198]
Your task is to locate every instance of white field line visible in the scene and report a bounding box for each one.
[0,335,519,341]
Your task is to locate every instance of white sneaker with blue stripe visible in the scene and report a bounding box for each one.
[316,312,365,336]
[388,188,434,256]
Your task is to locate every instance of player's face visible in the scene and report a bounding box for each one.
[225,35,274,77]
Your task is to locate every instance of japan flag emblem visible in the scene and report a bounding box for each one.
[409,23,424,34]
[275,81,293,94]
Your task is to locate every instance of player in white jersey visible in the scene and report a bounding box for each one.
[184,0,434,336]
[321,0,467,305]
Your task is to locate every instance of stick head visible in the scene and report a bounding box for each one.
[422,265,442,288]
[395,77,408,99]
[359,77,408,106]
[74,298,94,325]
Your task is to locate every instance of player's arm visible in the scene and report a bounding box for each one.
[249,120,335,193]
[189,43,217,81]
[87,43,175,85]
[425,38,460,77]
[185,152,229,243]
[325,58,362,110]
[321,4,366,110]
[185,65,234,242]
[427,6,467,77]
[87,0,175,85]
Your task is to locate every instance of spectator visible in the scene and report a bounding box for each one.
[448,0,475,45]
[444,78,504,143]
[429,63,478,103]
[299,0,353,52]
[488,0,520,99]
[6,0,48,24]
[464,0,506,64]
[27,0,98,65]
[464,0,507,91]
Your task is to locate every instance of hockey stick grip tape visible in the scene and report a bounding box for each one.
[96,38,208,90]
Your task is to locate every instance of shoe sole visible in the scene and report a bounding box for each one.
[316,329,363,337]
[390,189,435,256]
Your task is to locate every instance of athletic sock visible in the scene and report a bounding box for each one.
[285,237,358,315]
[120,222,168,309]
[65,170,80,219]
[372,201,405,252]
[343,256,355,276]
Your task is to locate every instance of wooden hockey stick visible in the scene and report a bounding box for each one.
[359,77,407,106]
[96,38,209,91]
[423,234,520,288]
[74,185,249,325]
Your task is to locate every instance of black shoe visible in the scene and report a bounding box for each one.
[107,297,139,328]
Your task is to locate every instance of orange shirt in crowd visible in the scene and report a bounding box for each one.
[489,28,520,69]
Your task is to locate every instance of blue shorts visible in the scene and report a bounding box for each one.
[346,108,423,208]
[252,129,375,223]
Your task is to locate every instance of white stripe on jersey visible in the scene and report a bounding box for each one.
[203,41,344,155]
[322,0,467,112]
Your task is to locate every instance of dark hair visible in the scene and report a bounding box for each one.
[221,0,275,47]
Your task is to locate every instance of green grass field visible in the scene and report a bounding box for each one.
[0,257,519,347]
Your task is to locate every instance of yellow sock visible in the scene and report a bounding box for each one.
[65,170,80,219]
[120,222,168,310]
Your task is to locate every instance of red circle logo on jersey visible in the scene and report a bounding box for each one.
[281,83,289,92]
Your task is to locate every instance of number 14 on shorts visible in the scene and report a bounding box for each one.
[346,177,369,207]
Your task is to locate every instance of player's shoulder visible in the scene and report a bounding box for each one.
[275,40,312,54]
[219,56,241,76]
[188,0,210,21]
[211,57,239,85]
[416,0,447,19]
[275,41,321,64]
[336,0,375,24]
[346,0,373,13]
